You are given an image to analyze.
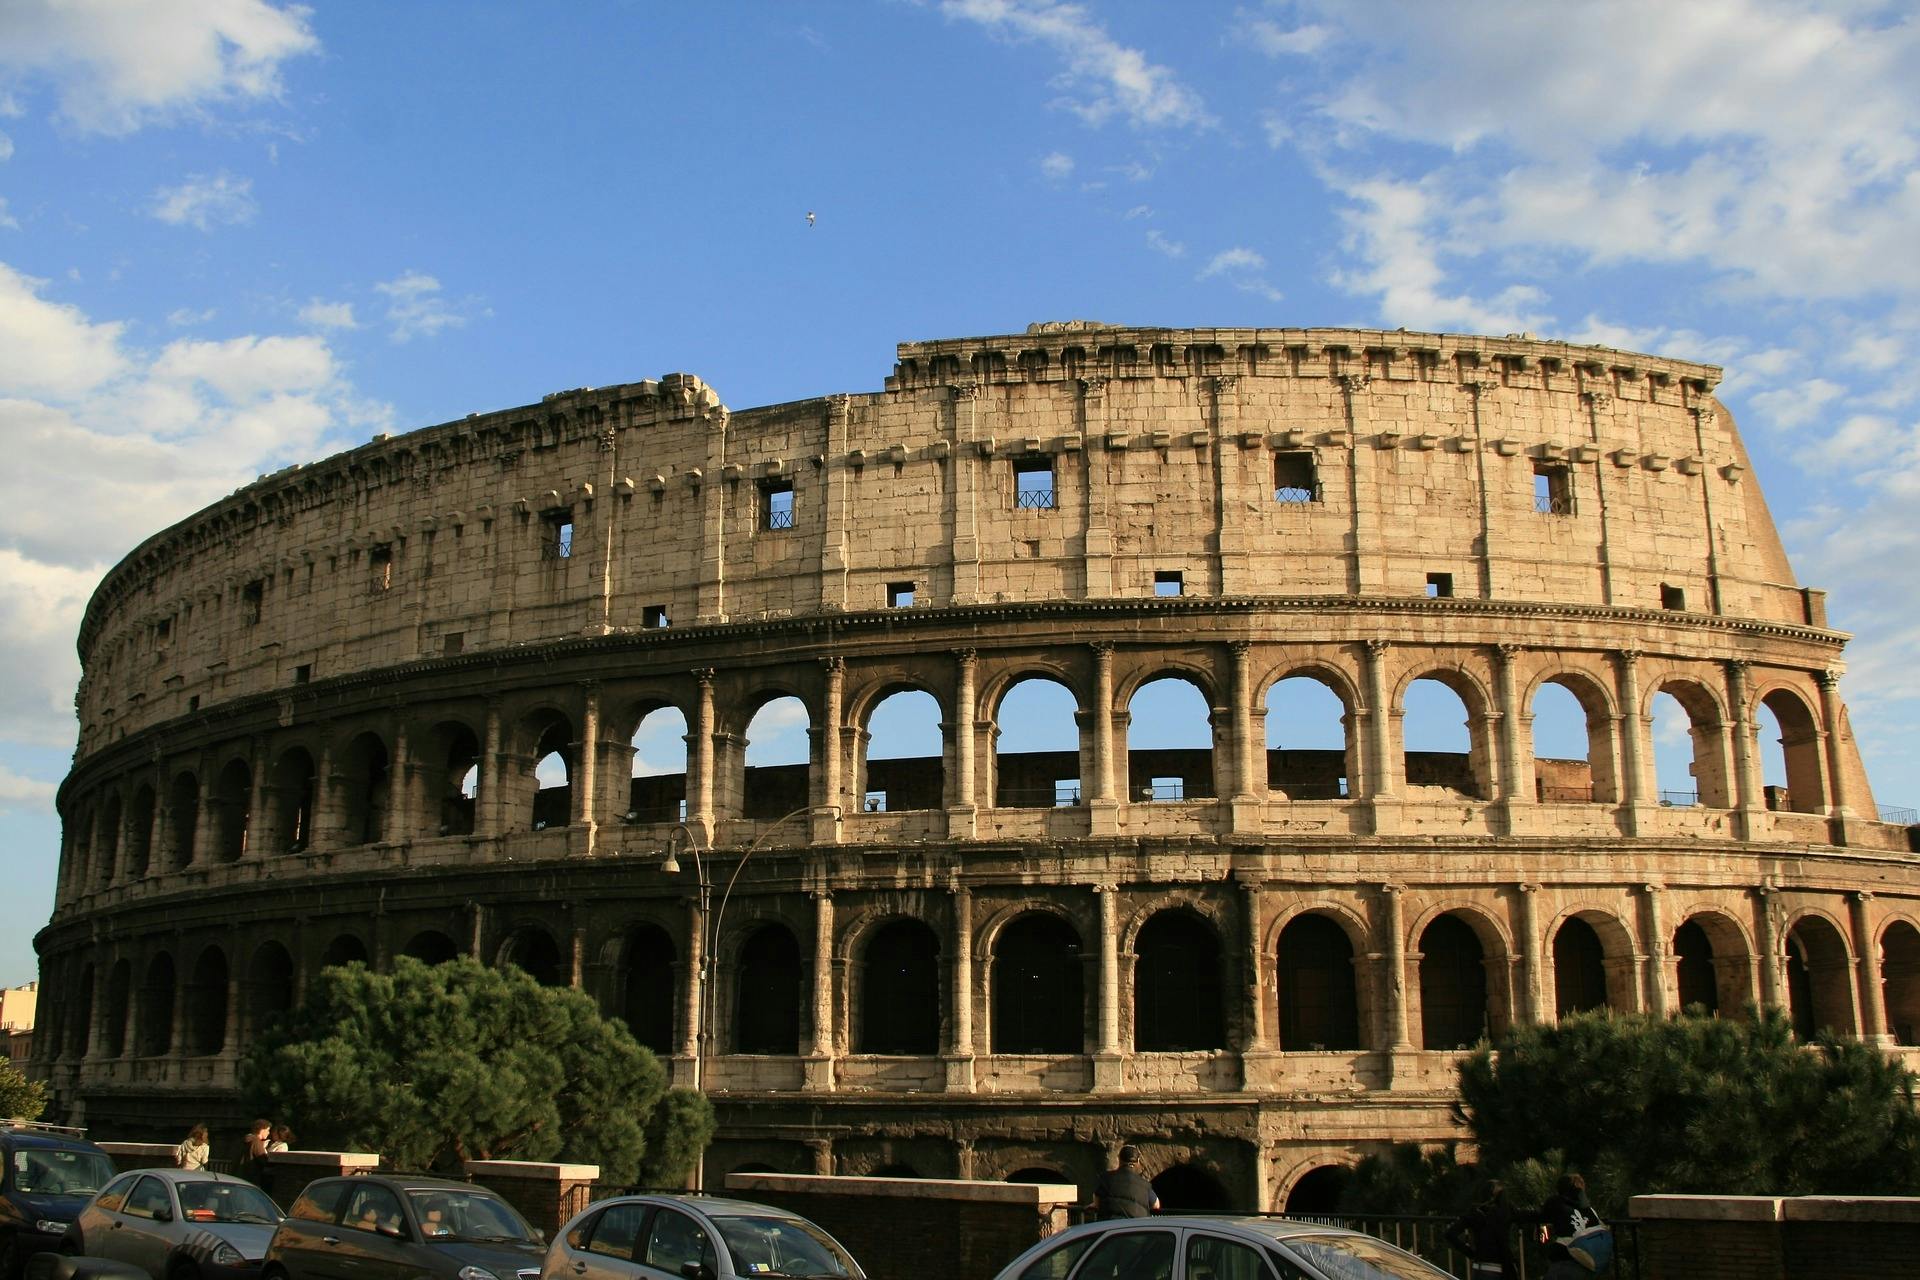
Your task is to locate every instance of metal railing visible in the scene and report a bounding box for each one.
[764,506,795,530]
[1879,805,1917,825]
[1657,790,1698,807]
[1271,1212,1639,1279]
[1015,487,1057,509]
[996,787,1082,808]
[1273,484,1322,504]
[1534,492,1576,515]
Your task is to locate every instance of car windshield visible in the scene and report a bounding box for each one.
[404,1189,537,1243]
[1281,1233,1447,1279]
[178,1182,281,1224]
[11,1149,115,1196]
[712,1215,858,1278]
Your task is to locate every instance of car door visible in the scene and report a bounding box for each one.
[1182,1232,1277,1280]
[115,1176,176,1278]
[334,1185,412,1280]
[76,1174,137,1261]
[1066,1228,1176,1280]
[273,1180,353,1280]
[633,1208,715,1280]
[552,1203,652,1280]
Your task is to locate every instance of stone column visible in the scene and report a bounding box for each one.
[1852,892,1888,1043]
[681,893,706,1086]
[805,890,834,1090]
[1362,641,1395,796]
[1377,886,1414,1088]
[1640,884,1670,1018]
[189,769,215,866]
[244,735,270,860]
[1089,643,1119,834]
[1228,641,1262,831]
[468,901,485,961]
[1816,670,1855,842]
[814,657,844,844]
[1241,880,1268,1055]
[479,700,504,838]
[948,648,978,837]
[572,683,600,841]
[1612,650,1651,835]
[1724,660,1764,840]
[1514,884,1543,1024]
[1093,884,1123,1090]
[688,669,716,841]
[388,720,416,843]
[1492,644,1528,815]
[223,966,242,1055]
[946,887,975,1090]
[1753,887,1783,1012]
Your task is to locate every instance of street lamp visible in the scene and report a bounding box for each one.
[657,805,815,1189]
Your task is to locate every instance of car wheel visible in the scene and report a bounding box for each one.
[168,1262,201,1280]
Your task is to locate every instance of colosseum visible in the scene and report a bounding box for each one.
[32,323,1920,1210]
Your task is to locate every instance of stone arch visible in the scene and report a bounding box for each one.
[1275,911,1362,1051]
[739,691,812,822]
[1005,1166,1070,1185]
[1879,919,1920,1046]
[401,930,461,964]
[498,922,566,986]
[165,770,200,870]
[94,791,123,887]
[519,710,575,832]
[266,747,316,854]
[103,960,131,1057]
[335,731,391,846]
[625,699,689,824]
[990,673,1081,808]
[209,756,253,862]
[1673,909,1754,1016]
[855,685,945,813]
[855,916,941,1054]
[416,719,482,837]
[734,922,802,1055]
[319,932,369,969]
[1785,911,1856,1039]
[1397,666,1495,800]
[1282,1164,1352,1215]
[1549,907,1636,1016]
[1153,1162,1233,1212]
[989,910,1085,1055]
[1262,666,1359,800]
[1754,684,1826,814]
[185,945,229,1056]
[125,783,155,878]
[137,951,176,1056]
[618,922,678,1055]
[1133,907,1225,1051]
[245,941,295,1036]
[1125,672,1215,803]
[1419,911,1491,1049]
[68,963,94,1058]
[1650,678,1732,808]
[1527,668,1620,804]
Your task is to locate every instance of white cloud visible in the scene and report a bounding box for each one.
[375,270,465,343]
[0,262,127,397]
[299,299,357,329]
[0,760,58,813]
[0,197,15,231]
[940,0,1213,130]
[166,306,216,327]
[0,0,319,135]
[1145,228,1185,259]
[1039,150,1074,180]
[1750,377,1846,432]
[0,131,12,162]
[1198,246,1283,303]
[1236,14,1329,57]
[152,172,257,230]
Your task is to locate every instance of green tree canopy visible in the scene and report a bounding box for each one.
[238,956,712,1185]
[1,1060,46,1121]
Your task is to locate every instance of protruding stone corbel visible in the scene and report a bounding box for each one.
[1718,461,1744,483]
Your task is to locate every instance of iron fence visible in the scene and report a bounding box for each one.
[1015,487,1058,510]
[1656,790,1698,807]
[1270,1212,1639,1280]
[1273,484,1321,504]
[1880,805,1917,825]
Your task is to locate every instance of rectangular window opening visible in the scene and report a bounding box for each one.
[1145,776,1185,802]
[242,579,264,626]
[187,695,200,713]
[887,581,916,608]
[762,479,795,530]
[292,663,312,685]
[368,543,394,592]
[1533,462,1574,515]
[542,511,574,560]
[442,633,465,656]
[1661,583,1687,611]
[1053,779,1081,807]
[1014,456,1056,509]
[1153,570,1184,597]
[155,618,172,643]
[1273,451,1320,503]
[1426,572,1454,598]
[642,604,670,629]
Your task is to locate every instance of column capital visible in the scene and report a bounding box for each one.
[952,647,977,665]
[1494,642,1524,662]
[1338,373,1372,396]
[691,667,716,688]
[1079,376,1109,397]
[1089,640,1115,657]
[1518,882,1541,894]
[950,381,980,402]
[1641,883,1665,896]
[1375,882,1405,898]
[820,655,845,675]
[1614,648,1642,670]
[1723,658,1750,682]
[1209,374,1240,396]
[1817,668,1841,691]
[1093,881,1119,895]
[1852,889,1875,904]
[1582,390,1613,411]
[1365,638,1389,658]
[1228,639,1252,659]
[578,678,602,695]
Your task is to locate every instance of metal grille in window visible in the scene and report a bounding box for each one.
[766,506,796,530]
[1015,485,1056,509]
[1533,467,1575,515]
[1273,482,1322,503]
[1014,458,1056,509]
[1534,491,1576,515]
[542,522,573,559]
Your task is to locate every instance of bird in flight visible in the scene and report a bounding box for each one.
[806,210,816,227]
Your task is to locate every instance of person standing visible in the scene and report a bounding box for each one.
[1445,1180,1518,1280]
[175,1124,211,1171]
[243,1119,272,1183]
[1537,1173,1602,1280]
[1093,1145,1160,1219]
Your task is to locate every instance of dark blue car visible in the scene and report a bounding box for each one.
[0,1124,117,1280]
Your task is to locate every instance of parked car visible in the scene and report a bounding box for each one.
[541,1194,865,1280]
[0,1123,116,1280]
[65,1169,282,1280]
[989,1215,1455,1280]
[262,1174,543,1280]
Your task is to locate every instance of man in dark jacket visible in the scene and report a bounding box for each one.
[1537,1173,1602,1279]
[1445,1180,1518,1278]
[1093,1145,1161,1219]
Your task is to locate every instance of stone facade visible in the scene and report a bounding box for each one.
[31,325,1920,1211]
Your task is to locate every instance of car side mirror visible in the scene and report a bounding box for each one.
[377,1224,408,1240]
[152,1207,173,1223]
[678,1265,713,1280]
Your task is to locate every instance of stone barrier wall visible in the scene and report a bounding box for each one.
[1630,1193,1920,1280]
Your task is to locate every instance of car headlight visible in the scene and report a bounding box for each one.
[211,1244,246,1267]
[458,1268,502,1280]
[35,1221,70,1235]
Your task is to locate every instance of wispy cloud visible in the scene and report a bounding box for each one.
[1199,246,1283,303]
[375,271,466,343]
[151,172,257,230]
[1039,150,1075,181]
[299,299,358,330]
[1145,228,1185,259]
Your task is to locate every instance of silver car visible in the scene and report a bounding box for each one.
[541,1195,864,1280]
[67,1171,282,1280]
[989,1215,1453,1280]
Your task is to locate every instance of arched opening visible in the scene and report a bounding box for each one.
[421,722,481,837]
[1284,1166,1351,1216]
[500,925,565,987]
[859,919,940,1054]
[1786,916,1855,1039]
[103,961,130,1057]
[1276,914,1360,1051]
[246,942,295,1036]
[991,913,1084,1054]
[1134,911,1224,1051]
[1402,677,1485,798]
[621,924,677,1054]
[1757,689,1826,814]
[137,953,176,1056]
[66,809,94,897]
[319,934,369,970]
[528,716,574,831]
[1126,676,1214,803]
[1532,677,1615,804]
[742,696,811,821]
[1006,1167,1069,1185]
[1651,684,1730,808]
[1264,674,1352,800]
[165,771,200,870]
[401,931,460,965]
[858,689,944,813]
[210,758,253,862]
[628,704,689,824]
[68,965,94,1058]
[268,748,315,853]
[95,793,122,887]
[1419,913,1489,1050]
[337,733,391,846]
[992,677,1080,808]
[1674,919,1718,1013]
[1881,921,1920,1046]
[735,924,802,1054]
[185,947,229,1056]
[1154,1164,1231,1213]
[1553,918,1609,1017]
[125,785,154,878]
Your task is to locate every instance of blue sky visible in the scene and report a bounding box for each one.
[3,1,1917,985]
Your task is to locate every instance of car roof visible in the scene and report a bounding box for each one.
[0,1130,107,1153]
[1046,1216,1412,1247]
[594,1194,809,1221]
[128,1169,266,1186]
[329,1174,491,1193]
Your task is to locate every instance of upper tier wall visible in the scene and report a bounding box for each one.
[74,327,1815,750]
